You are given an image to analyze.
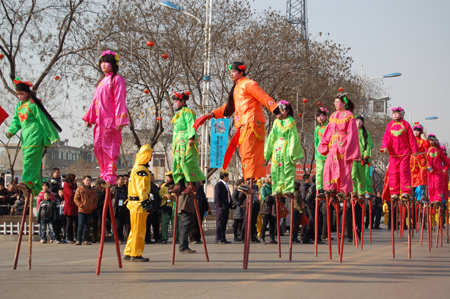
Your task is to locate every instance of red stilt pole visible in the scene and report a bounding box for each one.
[106,187,122,269]
[440,206,443,247]
[369,199,373,244]
[339,199,347,263]
[446,208,449,243]
[351,200,358,248]
[391,200,395,259]
[396,203,399,234]
[326,196,332,259]
[411,202,414,239]
[97,187,109,275]
[13,192,31,270]
[190,182,209,262]
[428,205,432,252]
[171,194,179,265]
[420,203,425,245]
[360,201,365,250]
[276,196,281,258]
[243,179,254,270]
[314,196,319,257]
[400,204,405,239]
[416,203,420,232]
[435,206,440,248]
[289,196,294,261]
[407,201,411,259]
[334,201,340,256]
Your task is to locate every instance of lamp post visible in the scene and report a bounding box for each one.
[360,65,402,115]
[412,116,438,123]
[160,0,212,190]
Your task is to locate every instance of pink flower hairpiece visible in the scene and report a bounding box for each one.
[102,50,115,56]
[278,100,290,111]
[391,106,405,115]
[320,107,328,114]
[442,146,447,151]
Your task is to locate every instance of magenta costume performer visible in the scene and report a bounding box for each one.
[83,50,129,185]
[426,135,450,204]
[318,88,361,198]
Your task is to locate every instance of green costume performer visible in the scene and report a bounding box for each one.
[7,79,60,196]
[171,91,206,185]
[264,103,304,195]
[351,116,373,196]
[314,120,329,191]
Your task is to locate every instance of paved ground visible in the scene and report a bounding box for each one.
[1,227,449,299]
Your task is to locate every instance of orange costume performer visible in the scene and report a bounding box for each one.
[410,123,430,190]
[209,62,280,180]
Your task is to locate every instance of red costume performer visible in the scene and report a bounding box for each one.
[426,135,450,203]
[381,107,419,199]
[410,123,430,188]
[442,146,449,202]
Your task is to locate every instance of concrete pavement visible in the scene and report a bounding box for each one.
[0,228,449,299]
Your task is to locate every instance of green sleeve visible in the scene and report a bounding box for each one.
[314,126,320,151]
[30,103,60,144]
[264,121,277,161]
[7,102,22,138]
[364,130,374,158]
[183,108,198,140]
[287,121,304,163]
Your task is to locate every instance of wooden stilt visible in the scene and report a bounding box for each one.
[28,191,32,270]
[326,196,332,259]
[171,194,179,265]
[289,196,294,261]
[407,201,411,259]
[314,195,319,257]
[360,200,365,250]
[13,191,31,270]
[189,182,209,262]
[339,198,347,263]
[391,200,395,259]
[276,195,281,258]
[369,199,373,244]
[243,179,254,270]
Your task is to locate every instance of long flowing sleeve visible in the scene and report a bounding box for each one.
[82,100,96,125]
[364,130,374,158]
[212,103,228,119]
[440,148,450,169]
[6,102,21,137]
[345,117,361,161]
[264,123,276,161]
[246,81,279,113]
[318,122,333,156]
[287,122,304,163]
[30,102,59,145]
[183,108,198,140]
[381,121,392,150]
[113,76,129,127]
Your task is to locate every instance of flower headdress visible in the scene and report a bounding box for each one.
[319,107,328,114]
[413,122,424,131]
[228,62,246,72]
[100,50,120,66]
[428,133,437,140]
[13,77,33,89]
[336,87,349,109]
[172,90,191,101]
[278,100,290,111]
[442,145,447,153]
[391,107,405,115]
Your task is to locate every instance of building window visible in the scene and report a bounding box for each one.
[153,154,165,167]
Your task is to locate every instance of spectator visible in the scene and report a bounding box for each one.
[47,167,62,194]
[145,172,162,244]
[291,181,303,243]
[111,175,130,244]
[365,195,375,230]
[260,177,277,244]
[92,179,106,243]
[190,180,210,244]
[159,172,176,244]
[54,188,66,243]
[303,175,323,244]
[231,179,245,242]
[74,175,97,245]
[214,171,231,244]
[0,183,10,215]
[300,174,311,243]
[177,182,197,254]
[37,191,58,244]
[374,192,383,229]
[123,174,130,186]
[241,180,261,243]
[7,184,18,202]
[63,173,78,244]
[0,172,5,187]
[13,177,19,185]
[36,182,55,209]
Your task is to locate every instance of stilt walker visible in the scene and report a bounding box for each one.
[264,100,304,258]
[381,106,419,258]
[83,51,128,274]
[318,88,361,262]
[440,146,449,243]
[7,78,61,270]
[196,62,281,269]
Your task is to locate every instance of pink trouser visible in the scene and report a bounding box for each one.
[94,125,122,185]
[388,155,412,195]
[428,171,443,203]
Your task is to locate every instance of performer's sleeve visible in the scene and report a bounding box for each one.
[246,81,279,113]
[405,122,419,154]
[381,122,391,150]
[318,122,332,156]
[314,126,320,153]
[212,103,227,119]
[113,76,130,127]
[364,130,374,158]
[345,117,361,161]
[135,166,151,201]
[287,122,304,163]
[440,148,450,169]
[263,123,276,161]
[82,99,96,125]
[183,108,198,140]
[6,102,21,137]
[31,103,59,144]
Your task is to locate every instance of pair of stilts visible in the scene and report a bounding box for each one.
[419,200,447,251]
[390,194,412,259]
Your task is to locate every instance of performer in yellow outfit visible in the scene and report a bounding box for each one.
[383,202,389,225]
[123,144,153,262]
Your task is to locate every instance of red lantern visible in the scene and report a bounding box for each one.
[317,101,322,106]
[156,117,162,121]
[298,113,303,117]
[147,40,155,48]
[161,53,169,59]
[0,54,4,59]
[144,89,150,94]
[54,75,60,80]
[302,98,308,103]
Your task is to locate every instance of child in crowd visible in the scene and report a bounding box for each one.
[74,176,97,245]
[54,188,66,243]
[37,191,58,244]
[36,181,55,209]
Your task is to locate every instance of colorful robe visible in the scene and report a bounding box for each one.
[171,106,206,184]
[352,128,373,195]
[7,99,59,195]
[314,121,329,190]
[426,145,450,203]
[410,137,430,188]
[264,116,304,194]
[318,110,360,193]
[213,77,278,180]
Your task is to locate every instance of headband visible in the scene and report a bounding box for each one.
[391,107,405,115]
[100,50,120,66]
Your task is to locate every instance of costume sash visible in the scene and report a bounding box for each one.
[0,105,9,125]
[222,128,241,170]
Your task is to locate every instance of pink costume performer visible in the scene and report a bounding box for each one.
[426,135,450,203]
[318,88,360,196]
[82,50,129,185]
[381,107,419,199]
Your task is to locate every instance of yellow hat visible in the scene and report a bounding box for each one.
[133,144,153,168]
[165,171,173,176]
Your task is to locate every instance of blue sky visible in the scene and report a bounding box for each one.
[252,0,450,143]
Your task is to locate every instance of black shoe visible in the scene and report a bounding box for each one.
[155,239,163,243]
[161,239,167,244]
[222,240,231,244]
[193,240,203,244]
[251,238,261,243]
[348,238,353,242]
[130,256,149,262]
[317,240,325,244]
[292,238,301,243]
[270,240,278,244]
[145,240,155,244]
[322,236,334,241]
[123,255,131,261]
[374,227,382,230]
[302,240,311,244]
[234,237,242,242]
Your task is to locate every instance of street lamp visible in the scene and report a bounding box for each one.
[412,116,438,123]
[160,0,212,191]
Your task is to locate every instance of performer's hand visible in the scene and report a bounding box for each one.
[85,121,92,128]
[206,113,214,119]
[354,158,362,162]
[117,124,125,131]
[380,148,387,153]
[6,133,12,139]
[188,138,194,146]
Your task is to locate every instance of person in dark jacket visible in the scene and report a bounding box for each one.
[190,180,210,244]
[260,177,277,244]
[231,179,245,242]
[47,167,62,194]
[63,174,78,244]
[54,187,66,243]
[145,172,162,244]
[177,182,198,254]
[92,179,106,243]
[37,191,58,243]
[374,192,383,229]
[302,175,324,244]
[214,171,231,244]
[241,180,261,243]
[292,181,303,243]
[0,183,10,216]
[111,175,130,244]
